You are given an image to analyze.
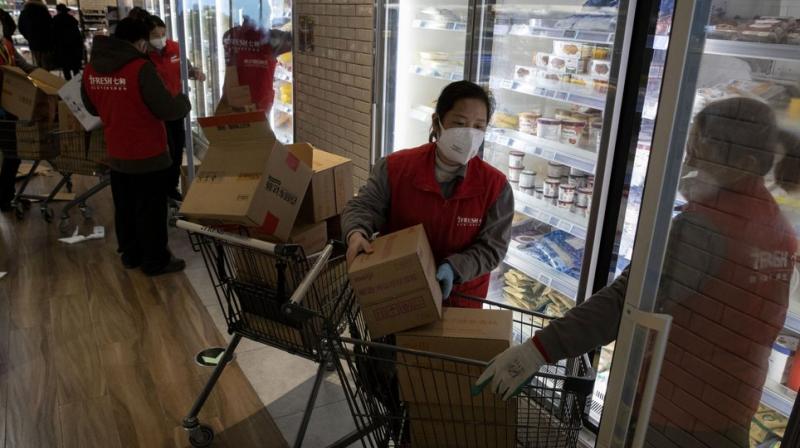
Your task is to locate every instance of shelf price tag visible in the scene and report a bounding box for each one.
[555,91,568,101]
[557,220,573,232]
[501,79,513,90]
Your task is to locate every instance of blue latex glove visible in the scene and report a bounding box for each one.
[436,263,454,299]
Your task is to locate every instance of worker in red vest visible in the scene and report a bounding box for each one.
[81,17,191,275]
[342,81,514,308]
[476,97,799,447]
[147,14,205,201]
[0,8,36,212]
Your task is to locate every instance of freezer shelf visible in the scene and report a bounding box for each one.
[410,64,464,82]
[412,19,467,32]
[504,246,579,301]
[785,311,800,335]
[508,24,615,45]
[494,78,606,111]
[486,127,597,174]
[704,38,800,62]
[514,189,589,240]
[762,378,796,418]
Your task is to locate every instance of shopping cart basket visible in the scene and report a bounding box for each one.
[1,120,60,219]
[175,220,356,448]
[47,130,110,232]
[327,294,595,448]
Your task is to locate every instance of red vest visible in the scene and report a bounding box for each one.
[384,143,507,308]
[0,39,15,66]
[222,23,277,112]
[149,39,182,96]
[83,59,168,161]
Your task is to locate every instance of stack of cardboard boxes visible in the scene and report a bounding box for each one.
[347,225,518,447]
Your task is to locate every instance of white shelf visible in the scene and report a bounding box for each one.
[514,190,589,240]
[274,69,292,83]
[508,24,615,45]
[274,102,293,115]
[486,127,597,174]
[504,246,579,301]
[704,38,800,62]
[410,65,464,82]
[785,311,800,334]
[494,78,606,111]
[761,379,796,417]
[412,19,467,32]
[409,104,434,123]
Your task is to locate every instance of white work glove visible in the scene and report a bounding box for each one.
[473,339,546,400]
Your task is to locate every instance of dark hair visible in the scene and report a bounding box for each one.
[114,17,149,43]
[56,4,68,13]
[0,8,16,39]
[776,130,800,192]
[127,6,151,21]
[429,80,495,143]
[149,15,166,29]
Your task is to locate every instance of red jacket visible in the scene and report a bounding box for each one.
[83,59,167,162]
[0,39,15,66]
[222,22,277,112]
[383,143,507,307]
[149,39,182,96]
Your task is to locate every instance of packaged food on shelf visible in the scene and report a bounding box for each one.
[589,59,611,79]
[518,112,540,135]
[519,170,536,189]
[768,335,799,384]
[548,55,588,75]
[751,405,788,445]
[788,32,800,45]
[537,117,562,141]
[533,52,551,69]
[558,183,576,203]
[557,200,573,210]
[739,21,786,43]
[535,187,544,200]
[520,230,584,279]
[508,150,525,169]
[508,166,522,182]
[566,74,593,93]
[706,23,738,40]
[492,112,519,129]
[547,161,567,178]
[576,187,592,208]
[543,177,560,198]
[593,79,610,95]
[561,118,586,146]
[513,65,537,84]
[536,70,565,89]
[590,121,603,151]
[592,46,611,60]
[574,205,587,217]
[553,41,593,59]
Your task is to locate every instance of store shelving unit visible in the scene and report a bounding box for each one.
[412,19,467,32]
[494,78,607,111]
[514,190,589,240]
[410,65,464,82]
[486,127,597,173]
[508,24,616,45]
[505,246,579,302]
[704,39,800,62]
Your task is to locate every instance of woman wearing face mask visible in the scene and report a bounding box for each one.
[342,81,514,307]
[146,14,205,201]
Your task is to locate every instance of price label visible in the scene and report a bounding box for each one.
[556,91,568,101]
[558,220,573,232]
[502,79,513,90]
[546,89,557,98]
[564,30,577,39]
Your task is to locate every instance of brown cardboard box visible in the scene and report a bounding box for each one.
[251,219,328,255]
[58,74,102,130]
[1,67,65,122]
[396,308,513,406]
[299,149,353,223]
[408,403,517,448]
[348,224,442,338]
[179,112,313,241]
[180,159,201,198]
[55,101,105,162]
[58,101,83,132]
[16,122,58,160]
[216,66,256,114]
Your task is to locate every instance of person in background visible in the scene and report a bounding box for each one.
[147,14,205,201]
[18,0,53,68]
[221,0,291,113]
[52,4,84,80]
[476,97,799,447]
[342,81,514,307]
[0,8,36,212]
[81,17,191,275]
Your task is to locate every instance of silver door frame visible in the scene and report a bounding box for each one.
[596,0,712,445]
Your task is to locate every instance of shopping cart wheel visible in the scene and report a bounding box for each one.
[188,424,214,447]
[41,207,54,222]
[79,204,93,219]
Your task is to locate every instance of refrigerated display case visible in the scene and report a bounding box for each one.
[599,0,800,446]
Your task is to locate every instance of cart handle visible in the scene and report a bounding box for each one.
[176,219,279,254]
[286,242,335,307]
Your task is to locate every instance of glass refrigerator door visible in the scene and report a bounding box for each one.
[376,1,471,156]
[599,0,800,446]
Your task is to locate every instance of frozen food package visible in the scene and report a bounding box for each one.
[738,21,786,43]
[589,59,611,79]
[552,41,593,59]
[514,65,537,83]
[491,112,519,129]
[536,70,564,89]
[548,55,588,74]
[706,24,738,40]
[533,52,551,69]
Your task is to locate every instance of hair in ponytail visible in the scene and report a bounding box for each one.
[775,130,800,192]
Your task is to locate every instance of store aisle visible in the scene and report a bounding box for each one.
[0,173,288,448]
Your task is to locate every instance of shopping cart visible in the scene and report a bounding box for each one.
[327,294,596,448]
[1,120,60,219]
[175,220,356,448]
[47,130,110,233]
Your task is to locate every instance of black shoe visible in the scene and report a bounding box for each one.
[121,253,142,269]
[167,188,183,202]
[143,257,186,276]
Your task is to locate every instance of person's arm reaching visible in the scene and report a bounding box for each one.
[138,62,191,121]
[341,157,391,264]
[445,183,514,282]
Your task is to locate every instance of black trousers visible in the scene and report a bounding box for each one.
[165,118,186,194]
[0,156,20,205]
[110,169,171,272]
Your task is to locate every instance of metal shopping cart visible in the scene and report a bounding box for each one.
[1,120,60,219]
[175,220,356,448]
[327,294,596,448]
[48,129,110,233]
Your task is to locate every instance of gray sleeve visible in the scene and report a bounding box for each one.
[445,182,514,282]
[341,157,391,240]
[14,49,36,73]
[535,266,629,362]
[138,62,192,121]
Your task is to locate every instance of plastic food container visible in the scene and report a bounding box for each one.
[508,151,525,169]
[570,174,587,188]
[518,112,541,135]
[535,187,544,200]
[590,60,611,79]
[768,336,799,383]
[561,119,586,146]
[520,186,535,196]
[537,118,561,141]
[543,177,560,198]
[519,170,536,188]
[508,166,523,182]
[576,187,592,207]
[547,162,564,178]
[557,200,574,209]
[574,205,587,217]
[558,183,576,202]
[590,122,603,151]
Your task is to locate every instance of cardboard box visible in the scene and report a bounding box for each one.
[1,67,65,122]
[58,73,102,131]
[396,308,513,406]
[348,224,442,338]
[252,219,328,255]
[216,66,255,114]
[409,403,517,448]
[179,112,313,241]
[16,122,58,160]
[299,148,353,223]
[180,159,201,198]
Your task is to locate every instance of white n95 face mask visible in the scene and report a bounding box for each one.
[150,37,167,50]
[436,121,485,166]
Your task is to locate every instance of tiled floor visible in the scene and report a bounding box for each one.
[174,239,359,447]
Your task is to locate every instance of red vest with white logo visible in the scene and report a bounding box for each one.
[222,23,277,112]
[149,39,182,96]
[384,142,507,308]
[83,59,168,161]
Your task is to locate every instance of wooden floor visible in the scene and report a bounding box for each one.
[0,171,288,448]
